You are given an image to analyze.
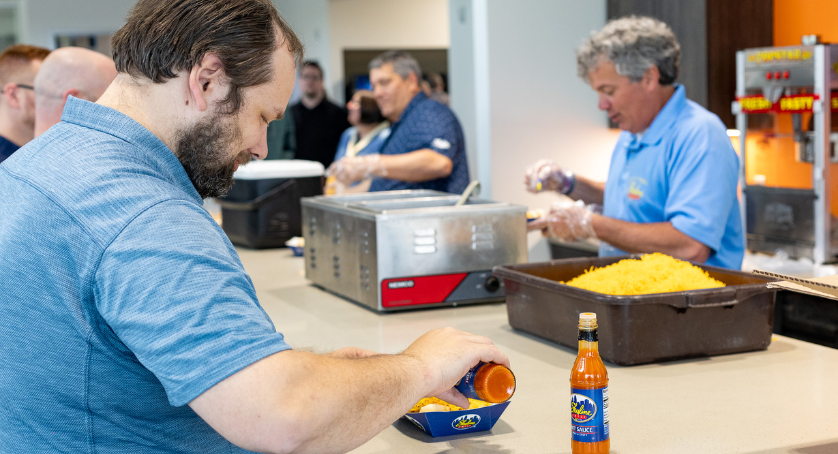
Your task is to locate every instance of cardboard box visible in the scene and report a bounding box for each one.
[754,270,838,300]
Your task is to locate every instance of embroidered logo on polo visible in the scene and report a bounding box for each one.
[431,138,451,150]
[628,176,647,200]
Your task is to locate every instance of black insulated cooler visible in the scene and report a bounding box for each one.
[217,160,323,249]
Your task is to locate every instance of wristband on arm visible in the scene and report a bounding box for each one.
[561,171,576,195]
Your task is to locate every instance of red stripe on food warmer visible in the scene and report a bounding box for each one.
[381,273,468,308]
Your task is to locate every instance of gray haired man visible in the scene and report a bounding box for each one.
[526,16,745,270]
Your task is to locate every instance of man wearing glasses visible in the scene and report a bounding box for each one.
[0,44,50,163]
[287,60,350,168]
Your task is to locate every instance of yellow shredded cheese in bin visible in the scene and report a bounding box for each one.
[564,253,725,295]
[408,397,492,413]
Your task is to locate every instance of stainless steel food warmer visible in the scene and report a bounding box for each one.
[301,190,527,311]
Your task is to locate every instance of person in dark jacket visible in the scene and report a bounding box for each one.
[288,60,349,168]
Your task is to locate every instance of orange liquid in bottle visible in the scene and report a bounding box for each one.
[455,362,516,403]
[570,312,610,454]
[473,364,516,403]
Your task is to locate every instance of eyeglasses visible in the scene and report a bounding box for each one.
[15,84,34,91]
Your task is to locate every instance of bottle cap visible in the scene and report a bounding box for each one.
[578,312,598,329]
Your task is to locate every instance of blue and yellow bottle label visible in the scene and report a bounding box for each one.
[571,387,609,443]
[454,362,484,400]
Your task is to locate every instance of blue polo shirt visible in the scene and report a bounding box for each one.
[0,97,290,453]
[369,92,469,193]
[0,134,20,163]
[601,85,744,269]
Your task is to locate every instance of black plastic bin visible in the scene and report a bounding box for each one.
[493,256,778,366]
[774,290,838,348]
[217,160,323,249]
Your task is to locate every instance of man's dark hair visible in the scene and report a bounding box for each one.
[301,60,323,79]
[0,44,50,85]
[111,0,304,113]
[358,93,384,124]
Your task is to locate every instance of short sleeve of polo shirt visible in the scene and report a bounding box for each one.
[408,106,461,161]
[94,200,290,407]
[664,123,739,253]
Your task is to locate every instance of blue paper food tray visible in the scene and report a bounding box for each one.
[288,245,304,256]
[403,402,510,437]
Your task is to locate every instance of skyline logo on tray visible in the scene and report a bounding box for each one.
[571,394,597,424]
[452,414,480,430]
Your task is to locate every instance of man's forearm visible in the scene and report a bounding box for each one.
[591,215,711,262]
[568,176,605,205]
[191,350,428,454]
[375,149,452,182]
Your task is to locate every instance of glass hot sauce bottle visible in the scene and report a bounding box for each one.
[455,362,516,403]
[570,312,610,454]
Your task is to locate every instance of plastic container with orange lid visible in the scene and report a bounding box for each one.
[454,362,516,403]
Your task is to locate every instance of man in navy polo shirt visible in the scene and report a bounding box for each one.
[526,16,744,270]
[328,50,469,193]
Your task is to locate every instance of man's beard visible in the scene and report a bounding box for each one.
[173,112,250,199]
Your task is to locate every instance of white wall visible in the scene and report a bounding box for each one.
[451,0,619,210]
[448,0,480,183]
[18,0,134,48]
[274,0,331,103]
[328,0,449,102]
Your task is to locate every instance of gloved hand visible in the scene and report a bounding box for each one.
[323,175,346,195]
[524,160,575,194]
[327,154,387,186]
[527,199,597,242]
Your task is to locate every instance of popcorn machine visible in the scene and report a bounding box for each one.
[734,42,838,264]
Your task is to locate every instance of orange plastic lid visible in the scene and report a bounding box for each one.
[476,364,516,403]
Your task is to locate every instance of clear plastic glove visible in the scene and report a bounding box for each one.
[327,154,387,186]
[524,159,574,194]
[527,199,597,242]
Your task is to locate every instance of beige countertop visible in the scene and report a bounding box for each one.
[239,247,838,454]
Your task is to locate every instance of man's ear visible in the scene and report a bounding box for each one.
[642,66,661,91]
[187,53,226,112]
[62,88,80,103]
[3,83,20,109]
[406,72,420,91]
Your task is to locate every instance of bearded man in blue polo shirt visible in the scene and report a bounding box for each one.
[327,50,470,194]
[0,1,510,452]
[526,16,744,270]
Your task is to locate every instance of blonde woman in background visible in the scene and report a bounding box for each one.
[326,89,390,193]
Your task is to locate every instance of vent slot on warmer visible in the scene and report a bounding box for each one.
[413,228,437,254]
[471,224,495,250]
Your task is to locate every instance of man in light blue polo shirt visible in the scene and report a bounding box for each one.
[0,1,510,453]
[526,16,744,270]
